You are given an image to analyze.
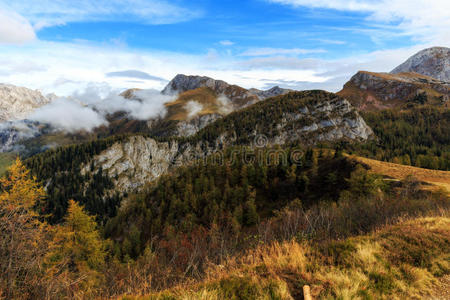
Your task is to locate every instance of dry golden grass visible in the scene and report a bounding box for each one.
[165,87,227,121]
[124,217,450,300]
[358,71,439,82]
[351,155,450,193]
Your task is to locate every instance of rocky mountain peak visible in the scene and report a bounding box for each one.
[249,86,292,100]
[162,74,292,103]
[338,71,449,111]
[0,84,50,122]
[162,74,230,95]
[391,47,450,82]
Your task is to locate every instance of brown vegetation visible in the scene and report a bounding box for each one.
[353,155,450,192]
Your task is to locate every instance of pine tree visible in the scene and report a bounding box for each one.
[45,200,107,297]
[0,158,48,298]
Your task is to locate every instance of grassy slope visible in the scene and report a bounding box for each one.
[353,155,450,193]
[165,87,225,121]
[337,71,449,111]
[126,217,450,300]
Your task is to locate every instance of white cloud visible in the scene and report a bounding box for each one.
[219,40,234,46]
[106,70,167,81]
[185,101,203,119]
[1,0,201,29]
[268,0,450,44]
[0,9,36,44]
[81,87,173,120]
[26,83,174,132]
[28,98,107,132]
[313,39,346,45]
[0,37,436,100]
[240,47,326,57]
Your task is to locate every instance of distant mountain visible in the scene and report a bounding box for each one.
[338,71,449,111]
[338,47,450,111]
[391,47,450,82]
[0,84,51,121]
[162,74,291,107]
[120,75,293,138]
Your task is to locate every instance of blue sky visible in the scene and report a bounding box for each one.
[0,0,448,95]
[34,1,411,57]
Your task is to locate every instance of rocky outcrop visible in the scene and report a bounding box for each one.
[0,84,51,121]
[338,71,449,111]
[271,97,373,144]
[391,47,450,82]
[85,91,373,192]
[173,113,222,137]
[82,136,183,191]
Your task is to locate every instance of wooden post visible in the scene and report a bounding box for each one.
[303,285,312,300]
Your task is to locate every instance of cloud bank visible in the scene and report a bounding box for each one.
[27,84,175,132]
[28,98,107,133]
[0,9,36,44]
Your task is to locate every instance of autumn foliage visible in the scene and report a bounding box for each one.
[0,159,107,299]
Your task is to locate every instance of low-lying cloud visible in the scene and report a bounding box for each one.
[28,98,107,133]
[184,100,203,119]
[27,84,176,132]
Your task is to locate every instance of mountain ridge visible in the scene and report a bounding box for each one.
[0,83,51,122]
[83,90,373,191]
[391,46,450,82]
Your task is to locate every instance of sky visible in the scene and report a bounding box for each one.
[0,0,449,96]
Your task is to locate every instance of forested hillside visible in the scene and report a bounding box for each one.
[24,90,371,223]
[3,152,448,299]
[104,148,358,260]
[25,135,129,222]
[351,106,450,170]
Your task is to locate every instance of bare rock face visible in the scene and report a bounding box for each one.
[273,97,373,144]
[338,71,449,111]
[174,113,222,137]
[391,47,450,82]
[82,136,184,191]
[0,84,50,121]
[84,91,372,192]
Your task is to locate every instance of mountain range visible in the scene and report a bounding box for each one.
[1,46,449,299]
[0,47,447,156]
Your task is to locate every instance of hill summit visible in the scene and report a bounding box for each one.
[391,47,450,82]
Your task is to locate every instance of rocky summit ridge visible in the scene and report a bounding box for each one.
[0,83,51,122]
[391,47,450,82]
[338,47,450,111]
[162,74,291,107]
